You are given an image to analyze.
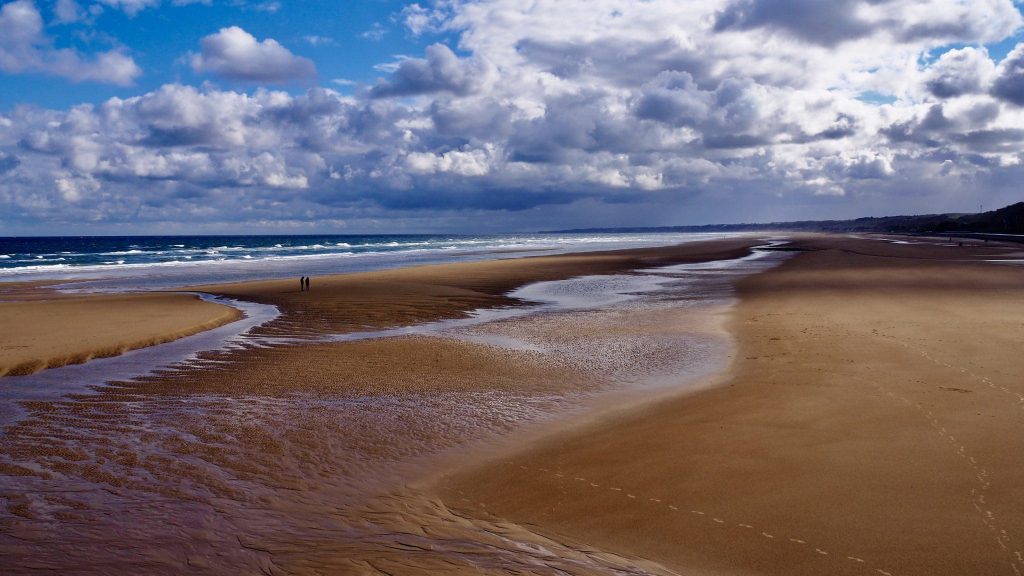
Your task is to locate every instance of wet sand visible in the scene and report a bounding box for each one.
[0,237,762,575]
[6,234,1024,575]
[436,235,1024,575]
[0,291,242,377]
[0,238,754,379]
[194,238,757,337]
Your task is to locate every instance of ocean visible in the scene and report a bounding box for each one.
[0,232,736,290]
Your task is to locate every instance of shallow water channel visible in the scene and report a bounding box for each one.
[0,246,789,575]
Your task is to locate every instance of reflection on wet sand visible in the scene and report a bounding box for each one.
[0,240,778,575]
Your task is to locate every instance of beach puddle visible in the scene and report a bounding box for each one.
[0,247,789,574]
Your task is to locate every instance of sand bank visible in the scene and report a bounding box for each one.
[0,238,755,380]
[435,234,1024,576]
[0,292,241,377]
[195,238,758,337]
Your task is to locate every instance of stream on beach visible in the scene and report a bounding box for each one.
[0,248,788,575]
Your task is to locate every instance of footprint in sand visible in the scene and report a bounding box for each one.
[507,463,892,576]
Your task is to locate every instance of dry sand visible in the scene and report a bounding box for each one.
[0,291,242,377]
[435,235,1024,576]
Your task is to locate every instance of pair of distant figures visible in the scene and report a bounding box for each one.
[299,276,311,291]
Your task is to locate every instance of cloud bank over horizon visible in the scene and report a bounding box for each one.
[1,0,1023,234]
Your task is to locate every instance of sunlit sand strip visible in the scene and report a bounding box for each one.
[0,295,277,427]
[872,330,1023,575]
[494,464,897,576]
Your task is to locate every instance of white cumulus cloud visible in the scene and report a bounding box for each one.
[190,26,316,83]
[3,0,1024,232]
[0,0,140,85]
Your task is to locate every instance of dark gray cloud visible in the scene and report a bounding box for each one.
[428,97,514,143]
[992,44,1024,105]
[714,0,1020,48]
[880,98,1024,158]
[370,44,488,98]
[502,89,678,167]
[634,74,779,149]
[950,129,1024,152]
[515,38,710,87]
[881,104,949,146]
[634,71,710,127]
[714,0,876,46]
[815,114,858,141]
[372,186,581,212]
[844,156,894,179]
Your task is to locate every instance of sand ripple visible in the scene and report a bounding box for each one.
[0,243,775,574]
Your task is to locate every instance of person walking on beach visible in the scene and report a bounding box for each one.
[305,276,311,291]
[300,276,306,291]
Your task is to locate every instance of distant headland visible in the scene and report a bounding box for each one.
[547,201,1024,237]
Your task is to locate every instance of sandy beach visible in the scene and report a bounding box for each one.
[435,235,1024,575]
[0,238,754,379]
[194,238,757,337]
[0,289,242,377]
[3,234,1024,575]
[0,237,761,575]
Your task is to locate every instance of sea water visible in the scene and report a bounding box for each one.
[0,232,737,290]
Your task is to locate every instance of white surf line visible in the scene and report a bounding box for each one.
[872,331,1021,574]
[507,463,892,575]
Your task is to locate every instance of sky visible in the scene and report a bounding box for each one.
[1,0,1023,235]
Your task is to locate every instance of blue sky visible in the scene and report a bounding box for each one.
[1,0,1024,235]
[0,0,440,110]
